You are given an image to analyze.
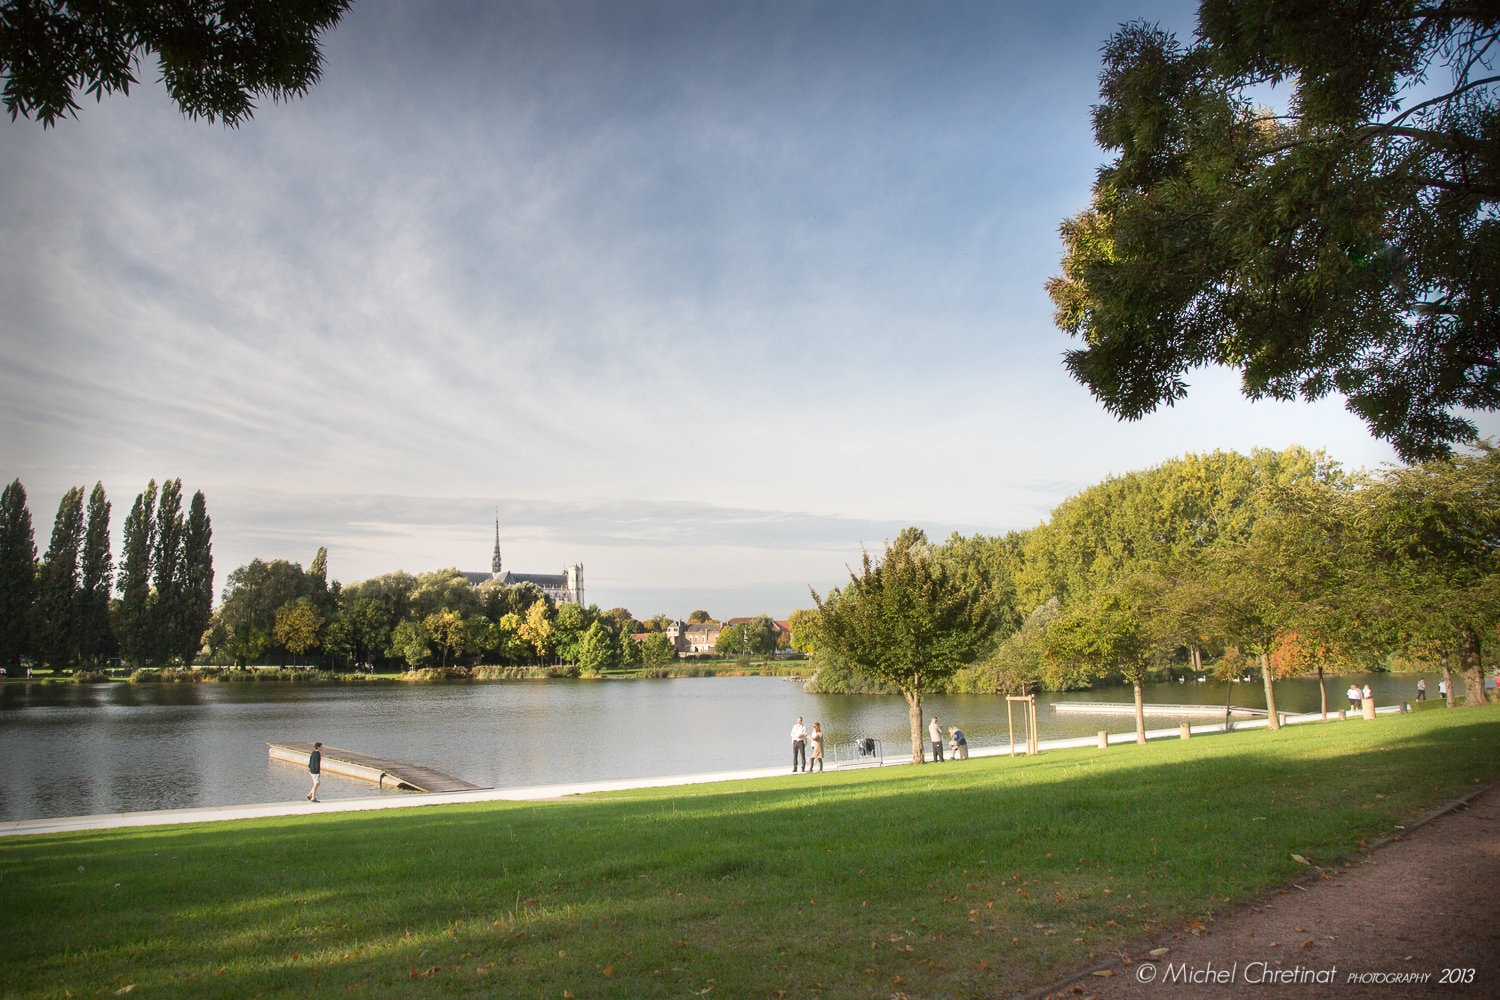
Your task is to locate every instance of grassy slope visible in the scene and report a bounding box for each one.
[3,705,1497,999]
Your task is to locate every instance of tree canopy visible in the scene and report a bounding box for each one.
[811,528,1006,762]
[1048,1,1500,462]
[1,0,352,126]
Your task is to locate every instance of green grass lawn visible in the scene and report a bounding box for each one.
[4,705,1498,999]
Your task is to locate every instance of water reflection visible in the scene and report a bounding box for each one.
[0,672,1438,822]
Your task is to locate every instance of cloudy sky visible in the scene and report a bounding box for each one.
[4,0,1480,619]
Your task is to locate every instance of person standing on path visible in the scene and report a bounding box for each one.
[929,716,944,762]
[790,717,807,772]
[809,722,824,772]
[1417,677,1427,701]
[306,742,322,801]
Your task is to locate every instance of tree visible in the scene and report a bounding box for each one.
[1361,442,1500,705]
[687,609,713,624]
[786,607,820,655]
[421,611,470,668]
[116,480,156,666]
[812,528,1004,763]
[388,619,431,670]
[78,483,114,666]
[325,596,389,669]
[518,599,555,662]
[178,490,213,665]
[215,557,316,667]
[0,480,38,671]
[35,486,84,668]
[575,621,615,676]
[638,631,677,668]
[1,0,353,127]
[273,599,324,665]
[1046,583,1158,743]
[150,478,184,664]
[1049,4,1500,462]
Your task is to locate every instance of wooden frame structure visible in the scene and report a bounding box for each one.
[1006,695,1039,756]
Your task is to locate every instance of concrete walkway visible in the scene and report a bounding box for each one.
[1,706,1399,838]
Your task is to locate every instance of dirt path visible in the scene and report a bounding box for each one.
[1038,784,1500,1000]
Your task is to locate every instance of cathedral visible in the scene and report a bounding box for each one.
[462,518,585,606]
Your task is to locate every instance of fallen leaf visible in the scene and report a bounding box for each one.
[1091,969,1116,977]
[1291,854,1310,865]
[1148,947,1170,958]
[1294,926,1306,933]
[113,989,136,996]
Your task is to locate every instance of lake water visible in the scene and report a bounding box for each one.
[0,671,1437,822]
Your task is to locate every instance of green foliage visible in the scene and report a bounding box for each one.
[638,631,677,667]
[35,486,83,668]
[1049,4,1500,461]
[78,483,114,666]
[0,0,353,126]
[0,479,37,670]
[812,527,1008,761]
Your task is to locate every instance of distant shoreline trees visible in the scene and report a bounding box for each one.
[0,478,213,672]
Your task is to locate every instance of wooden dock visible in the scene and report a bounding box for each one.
[267,742,488,794]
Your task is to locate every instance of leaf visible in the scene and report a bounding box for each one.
[1291,853,1310,865]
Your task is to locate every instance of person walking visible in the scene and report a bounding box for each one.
[929,716,944,762]
[790,717,807,772]
[809,722,824,772]
[306,741,323,802]
[1416,678,1427,701]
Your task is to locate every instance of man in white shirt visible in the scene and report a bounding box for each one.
[929,716,944,762]
[790,717,807,772]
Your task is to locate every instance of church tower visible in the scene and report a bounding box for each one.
[491,512,503,576]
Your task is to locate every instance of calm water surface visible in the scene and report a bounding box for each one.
[0,671,1436,822]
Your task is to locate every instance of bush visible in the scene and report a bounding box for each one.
[72,670,109,684]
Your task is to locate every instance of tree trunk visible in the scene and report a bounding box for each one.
[1260,653,1279,730]
[1134,682,1146,744]
[1317,665,1327,721]
[906,687,924,763]
[1191,643,1202,675]
[1443,655,1457,707]
[1458,628,1487,706]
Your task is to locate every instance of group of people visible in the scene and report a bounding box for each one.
[789,717,823,772]
[791,715,969,771]
[1345,683,1374,710]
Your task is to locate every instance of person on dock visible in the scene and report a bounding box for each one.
[929,716,944,762]
[790,717,807,772]
[306,742,322,801]
[809,723,824,772]
[949,726,968,760]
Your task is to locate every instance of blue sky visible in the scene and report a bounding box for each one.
[4,0,1478,619]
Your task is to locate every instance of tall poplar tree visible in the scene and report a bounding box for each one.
[117,481,157,667]
[179,491,214,665]
[78,483,115,666]
[151,479,185,664]
[36,487,85,668]
[0,480,37,671]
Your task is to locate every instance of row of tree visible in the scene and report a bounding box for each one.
[0,479,214,671]
[206,558,776,673]
[801,443,1500,761]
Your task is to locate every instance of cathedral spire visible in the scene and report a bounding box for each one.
[491,511,503,576]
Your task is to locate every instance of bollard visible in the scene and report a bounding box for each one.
[1098,730,1108,749]
[1363,696,1377,721]
[1400,701,1409,713]
[1180,722,1191,740]
[1337,710,1346,721]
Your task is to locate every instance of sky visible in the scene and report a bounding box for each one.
[4,0,1489,620]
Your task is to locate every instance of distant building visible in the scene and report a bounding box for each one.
[462,517,584,606]
[665,619,723,655]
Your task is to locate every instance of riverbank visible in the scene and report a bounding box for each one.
[3,704,1496,999]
